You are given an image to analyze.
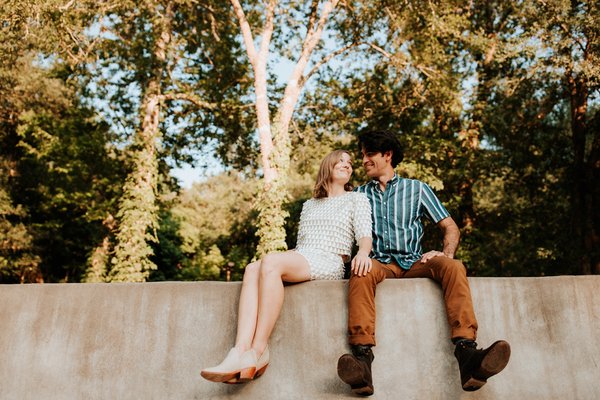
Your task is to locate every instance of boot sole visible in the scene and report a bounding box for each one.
[337,354,374,396]
[200,370,239,383]
[353,385,374,396]
[224,364,269,384]
[201,365,262,384]
[337,355,364,386]
[463,340,511,391]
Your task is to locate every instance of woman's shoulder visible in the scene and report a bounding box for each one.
[302,197,316,206]
[340,192,368,210]
[349,191,369,202]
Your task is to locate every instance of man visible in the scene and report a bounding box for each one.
[337,130,510,396]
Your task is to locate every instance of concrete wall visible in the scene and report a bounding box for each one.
[0,276,599,400]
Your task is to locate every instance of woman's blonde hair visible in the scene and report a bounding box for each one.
[313,150,354,198]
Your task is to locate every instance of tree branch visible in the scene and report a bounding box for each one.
[302,41,358,84]
[366,41,392,58]
[59,0,76,11]
[292,0,339,88]
[305,0,319,35]
[230,0,258,66]
[161,93,218,110]
[258,0,277,60]
[363,41,438,79]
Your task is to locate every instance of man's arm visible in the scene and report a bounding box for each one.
[439,216,460,258]
[420,216,460,263]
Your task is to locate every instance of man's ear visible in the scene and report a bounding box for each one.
[383,151,393,163]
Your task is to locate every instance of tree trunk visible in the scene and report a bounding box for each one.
[457,41,496,231]
[110,85,162,282]
[110,3,173,282]
[590,118,600,274]
[231,0,339,257]
[567,72,595,274]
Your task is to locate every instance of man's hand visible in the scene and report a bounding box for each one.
[420,250,451,263]
[351,252,372,276]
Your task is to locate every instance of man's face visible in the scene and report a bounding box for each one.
[361,148,392,178]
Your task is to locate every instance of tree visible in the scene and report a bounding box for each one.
[103,1,176,281]
[79,0,251,281]
[170,172,259,280]
[536,0,600,274]
[1,1,126,282]
[0,186,41,283]
[292,0,598,276]
[230,0,352,257]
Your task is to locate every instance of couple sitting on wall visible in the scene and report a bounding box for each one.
[201,130,511,396]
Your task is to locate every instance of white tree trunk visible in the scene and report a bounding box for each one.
[231,0,339,255]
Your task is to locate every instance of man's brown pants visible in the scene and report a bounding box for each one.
[347,257,478,346]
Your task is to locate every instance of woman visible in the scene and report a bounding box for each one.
[201,150,372,384]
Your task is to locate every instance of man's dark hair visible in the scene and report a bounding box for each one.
[358,130,404,167]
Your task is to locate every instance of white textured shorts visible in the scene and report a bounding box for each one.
[294,248,344,280]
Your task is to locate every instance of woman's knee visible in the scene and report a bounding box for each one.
[243,261,260,279]
[259,253,281,276]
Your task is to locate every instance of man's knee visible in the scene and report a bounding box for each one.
[348,271,380,288]
[436,257,467,277]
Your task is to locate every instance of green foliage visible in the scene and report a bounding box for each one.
[254,179,290,257]
[0,50,125,282]
[109,148,160,282]
[148,210,184,281]
[297,0,599,276]
[169,172,259,280]
[0,187,41,283]
[1,0,598,282]
[15,107,125,282]
[80,0,255,281]
[83,235,111,283]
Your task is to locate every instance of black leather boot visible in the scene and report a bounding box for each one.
[454,339,511,391]
[337,345,374,396]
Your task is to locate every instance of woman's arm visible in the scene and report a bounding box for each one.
[351,236,372,276]
[350,193,373,276]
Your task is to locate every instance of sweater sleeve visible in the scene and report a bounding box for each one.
[352,192,373,242]
[295,199,309,248]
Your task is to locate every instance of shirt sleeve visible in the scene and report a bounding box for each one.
[352,192,373,241]
[420,183,450,223]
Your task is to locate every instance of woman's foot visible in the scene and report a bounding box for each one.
[200,348,244,383]
[225,346,270,383]
[255,345,270,379]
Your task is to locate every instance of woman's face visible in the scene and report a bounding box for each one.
[331,152,353,184]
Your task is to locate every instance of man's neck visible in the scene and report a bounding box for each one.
[375,170,396,191]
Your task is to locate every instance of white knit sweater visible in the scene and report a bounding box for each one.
[296,192,372,257]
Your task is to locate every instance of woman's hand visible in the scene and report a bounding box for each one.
[351,252,372,276]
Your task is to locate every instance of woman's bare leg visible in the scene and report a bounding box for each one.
[251,251,311,356]
[202,253,309,382]
[234,261,260,351]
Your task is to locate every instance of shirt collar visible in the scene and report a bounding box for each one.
[368,174,399,189]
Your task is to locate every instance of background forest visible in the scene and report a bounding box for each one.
[1,0,598,283]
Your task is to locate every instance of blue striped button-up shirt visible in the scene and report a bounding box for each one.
[355,175,450,269]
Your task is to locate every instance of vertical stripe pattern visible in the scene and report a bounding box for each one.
[355,175,450,269]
